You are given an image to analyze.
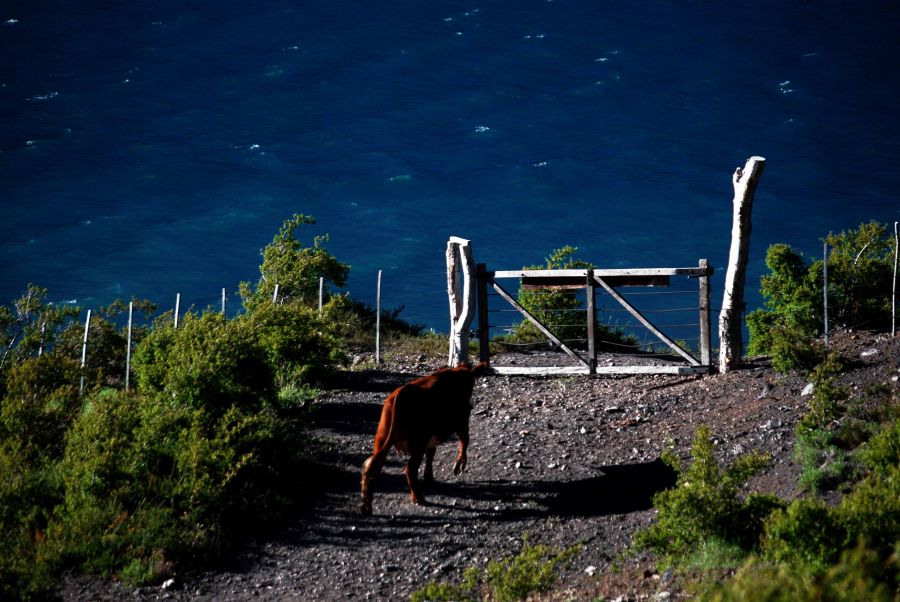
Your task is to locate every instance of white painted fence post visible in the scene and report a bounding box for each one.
[376,270,383,365]
[174,293,181,329]
[79,309,91,395]
[126,301,133,391]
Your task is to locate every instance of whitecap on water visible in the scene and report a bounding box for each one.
[474,125,490,133]
[5,18,19,25]
[388,174,412,182]
[28,92,59,101]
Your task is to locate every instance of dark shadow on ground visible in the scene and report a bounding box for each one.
[293,457,678,548]
[312,401,382,436]
[323,369,414,393]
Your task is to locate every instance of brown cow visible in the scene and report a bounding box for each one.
[360,362,489,515]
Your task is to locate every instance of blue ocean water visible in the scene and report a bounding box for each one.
[2,1,899,338]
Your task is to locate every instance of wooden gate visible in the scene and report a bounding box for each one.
[473,262,714,376]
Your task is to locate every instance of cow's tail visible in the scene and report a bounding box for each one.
[360,388,403,515]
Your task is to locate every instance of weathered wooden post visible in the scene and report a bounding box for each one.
[586,269,597,374]
[476,264,491,365]
[718,156,766,372]
[893,221,898,337]
[447,237,476,366]
[823,243,829,347]
[698,259,712,367]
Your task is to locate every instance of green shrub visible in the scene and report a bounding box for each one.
[2,354,81,462]
[633,425,780,567]
[133,312,274,414]
[762,500,849,570]
[702,544,899,602]
[410,537,579,602]
[34,388,301,586]
[747,221,894,371]
[410,567,480,602]
[245,300,344,390]
[794,427,850,494]
[858,419,900,475]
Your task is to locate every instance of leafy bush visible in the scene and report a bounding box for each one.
[410,567,480,602]
[34,388,302,587]
[133,311,274,414]
[633,425,781,567]
[747,221,894,372]
[765,438,899,572]
[702,544,899,602]
[410,537,579,602]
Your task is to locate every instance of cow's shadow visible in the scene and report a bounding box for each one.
[425,458,677,519]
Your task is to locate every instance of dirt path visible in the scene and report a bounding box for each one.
[58,333,897,601]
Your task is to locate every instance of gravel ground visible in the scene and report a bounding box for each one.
[57,330,899,601]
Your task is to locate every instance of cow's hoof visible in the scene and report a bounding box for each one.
[360,503,372,516]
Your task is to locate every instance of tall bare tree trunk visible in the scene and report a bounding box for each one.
[719,156,766,372]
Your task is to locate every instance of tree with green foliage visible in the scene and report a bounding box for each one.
[240,214,350,310]
[747,221,894,372]
[0,285,80,395]
[509,245,592,345]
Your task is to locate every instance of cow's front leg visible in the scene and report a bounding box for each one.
[453,432,469,476]
[405,446,427,505]
[423,446,436,484]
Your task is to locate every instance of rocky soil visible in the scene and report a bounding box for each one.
[57,330,898,601]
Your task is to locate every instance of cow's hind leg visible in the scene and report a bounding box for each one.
[360,449,388,515]
[423,445,437,484]
[405,446,427,505]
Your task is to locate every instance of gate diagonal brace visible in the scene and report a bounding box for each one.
[593,275,701,366]
[490,279,591,370]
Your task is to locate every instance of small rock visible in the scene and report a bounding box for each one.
[656,592,671,601]
[801,383,814,396]
[860,348,878,358]
[584,565,597,576]
[762,417,783,430]
[161,579,176,590]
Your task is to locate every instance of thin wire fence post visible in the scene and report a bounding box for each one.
[318,276,324,315]
[125,301,133,392]
[376,270,382,365]
[892,221,898,337]
[174,293,180,329]
[272,284,279,304]
[823,242,829,347]
[221,288,226,315]
[79,309,91,395]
